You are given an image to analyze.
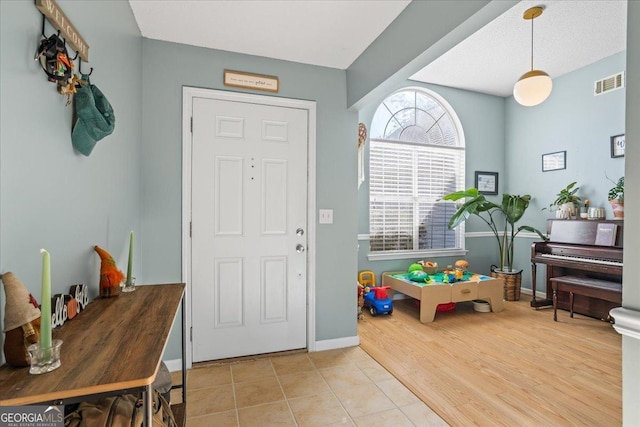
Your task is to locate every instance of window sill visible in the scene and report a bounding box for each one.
[367,249,468,262]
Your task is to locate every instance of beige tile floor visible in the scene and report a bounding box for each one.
[170,346,448,426]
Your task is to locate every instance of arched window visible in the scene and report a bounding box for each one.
[369,88,465,257]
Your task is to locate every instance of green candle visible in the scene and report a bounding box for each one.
[39,249,52,350]
[126,231,133,286]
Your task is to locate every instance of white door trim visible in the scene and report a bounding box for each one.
[182,87,317,369]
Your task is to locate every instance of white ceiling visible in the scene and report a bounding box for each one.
[129,0,628,98]
[410,0,627,97]
[128,0,411,70]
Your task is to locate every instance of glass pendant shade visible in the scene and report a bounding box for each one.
[513,69,552,106]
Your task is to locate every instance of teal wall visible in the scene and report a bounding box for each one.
[505,52,626,291]
[0,0,142,338]
[357,83,505,283]
[622,1,639,422]
[140,39,358,357]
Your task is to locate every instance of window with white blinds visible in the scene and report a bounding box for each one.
[369,88,465,256]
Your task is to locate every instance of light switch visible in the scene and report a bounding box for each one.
[319,209,333,224]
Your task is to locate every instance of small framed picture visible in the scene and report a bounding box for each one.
[475,171,498,195]
[610,134,625,158]
[542,151,566,172]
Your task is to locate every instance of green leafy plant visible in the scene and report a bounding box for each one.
[442,188,547,272]
[607,176,624,202]
[546,181,581,210]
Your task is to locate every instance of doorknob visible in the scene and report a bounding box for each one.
[296,228,304,236]
[296,244,305,253]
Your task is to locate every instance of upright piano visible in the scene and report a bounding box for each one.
[530,219,623,320]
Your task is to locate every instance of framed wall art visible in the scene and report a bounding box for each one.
[610,134,625,158]
[475,171,498,195]
[223,70,279,93]
[542,151,566,172]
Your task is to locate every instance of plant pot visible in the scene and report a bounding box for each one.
[490,266,522,301]
[555,202,576,219]
[609,199,624,219]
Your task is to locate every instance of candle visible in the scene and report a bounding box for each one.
[39,249,52,350]
[126,231,134,286]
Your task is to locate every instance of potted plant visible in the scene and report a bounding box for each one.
[545,182,581,219]
[607,176,624,218]
[442,188,547,300]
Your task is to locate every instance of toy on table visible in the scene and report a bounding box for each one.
[454,259,469,270]
[363,285,393,316]
[417,260,438,274]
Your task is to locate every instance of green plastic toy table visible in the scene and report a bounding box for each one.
[382,272,504,323]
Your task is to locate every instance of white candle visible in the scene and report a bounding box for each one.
[39,249,52,350]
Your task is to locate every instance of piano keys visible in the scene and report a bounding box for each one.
[530,219,623,320]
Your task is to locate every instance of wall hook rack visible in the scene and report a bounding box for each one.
[35,0,90,62]
[78,58,93,77]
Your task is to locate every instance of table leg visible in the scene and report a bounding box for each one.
[419,286,451,323]
[143,384,153,426]
[477,280,504,312]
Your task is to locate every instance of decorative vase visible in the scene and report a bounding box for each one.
[610,199,624,218]
[490,266,522,301]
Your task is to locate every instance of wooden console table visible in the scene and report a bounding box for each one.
[0,283,186,427]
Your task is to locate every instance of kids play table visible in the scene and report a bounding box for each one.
[382,272,504,323]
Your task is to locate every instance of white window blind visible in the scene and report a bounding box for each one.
[369,88,465,255]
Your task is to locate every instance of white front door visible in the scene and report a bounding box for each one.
[191,95,308,361]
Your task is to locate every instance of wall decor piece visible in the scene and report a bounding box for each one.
[358,123,367,188]
[610,134,625,158]
[69,284,89,312]
[224,70,279,92]
[542,151,566,172]
[35,0,89,61]
[475,171,498,195]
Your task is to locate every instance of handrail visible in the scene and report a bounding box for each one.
[610,307,640,340]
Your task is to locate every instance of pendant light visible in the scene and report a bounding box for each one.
[513,6,552,106]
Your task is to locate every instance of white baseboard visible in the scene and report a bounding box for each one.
[164,359,183,372]
[313,335,360,352]
[519,288,547,299]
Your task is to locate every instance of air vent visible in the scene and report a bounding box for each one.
[594,72,624,96]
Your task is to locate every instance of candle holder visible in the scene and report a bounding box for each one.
[121,277,136,293]
[28,339,63,374]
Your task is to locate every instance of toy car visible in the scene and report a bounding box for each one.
[363,286,393,316]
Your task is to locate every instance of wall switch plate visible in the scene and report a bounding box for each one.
[319,209,333,224]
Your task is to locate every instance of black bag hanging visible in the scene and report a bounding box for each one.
[34,32,73,83]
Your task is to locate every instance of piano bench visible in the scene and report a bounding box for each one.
[550,276,622,321]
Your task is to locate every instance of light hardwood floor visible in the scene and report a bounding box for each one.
[358,298,621,426]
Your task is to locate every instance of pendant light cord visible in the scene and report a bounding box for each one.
[530,15,534,71]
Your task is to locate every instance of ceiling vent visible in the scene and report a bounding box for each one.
[594,72,624,96]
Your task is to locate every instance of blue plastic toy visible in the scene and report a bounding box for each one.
[363,286,393,316]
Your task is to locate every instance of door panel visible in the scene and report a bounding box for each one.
[191,97,308,361]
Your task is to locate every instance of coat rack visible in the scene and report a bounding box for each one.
[37,15,92,77]
[35,0,89,61]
